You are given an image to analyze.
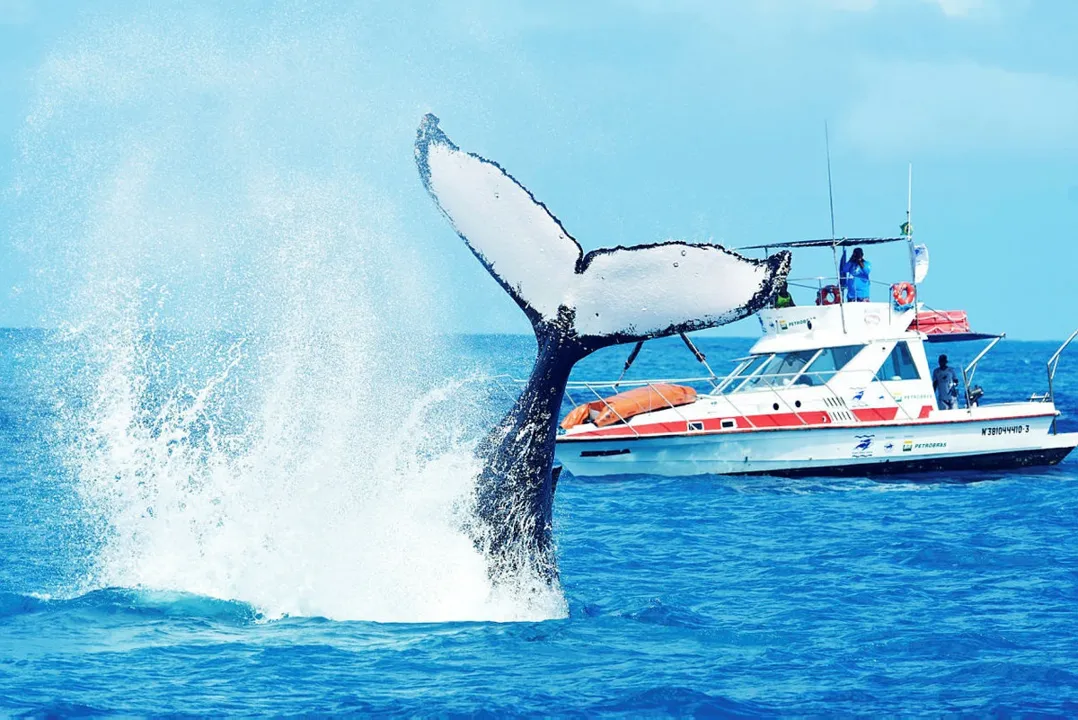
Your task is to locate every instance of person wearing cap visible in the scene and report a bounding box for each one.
[932,354,959,409]
[841,247,872,302]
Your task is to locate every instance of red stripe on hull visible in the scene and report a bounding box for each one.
[853,407,899,422]
[563,409,1057,441]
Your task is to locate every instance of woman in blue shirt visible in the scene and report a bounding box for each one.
[842,247,871,302]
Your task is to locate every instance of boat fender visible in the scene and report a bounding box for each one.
[891,282,916,309]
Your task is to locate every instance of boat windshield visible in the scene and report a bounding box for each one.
[714,344,864,393]
[738,350,818,390]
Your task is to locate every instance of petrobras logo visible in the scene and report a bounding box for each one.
[774,316,814,333]
[903,439,947,452]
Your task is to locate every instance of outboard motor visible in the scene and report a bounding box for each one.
[969,385,984,406]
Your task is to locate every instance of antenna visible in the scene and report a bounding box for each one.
[825,122,836,240]
[906,163,913,238]
[907,163,916,285]
[824,122,846,333]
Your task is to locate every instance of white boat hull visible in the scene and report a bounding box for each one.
[556,411,1078,478]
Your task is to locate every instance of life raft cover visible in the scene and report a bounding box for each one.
[561,384,698,429]
[916,309,970,334]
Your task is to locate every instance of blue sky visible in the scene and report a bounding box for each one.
[1,0,1076,339]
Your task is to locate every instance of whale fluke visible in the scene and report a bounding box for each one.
[415,114,789,348]
[415,114,790,583]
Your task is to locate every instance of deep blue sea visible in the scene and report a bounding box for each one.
[2,329,1078,717]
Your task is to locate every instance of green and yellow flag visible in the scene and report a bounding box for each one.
[900,221,912,236]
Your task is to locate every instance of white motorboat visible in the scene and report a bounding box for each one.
[555,235,1078,478]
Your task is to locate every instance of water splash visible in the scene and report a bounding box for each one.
[13,7,566,622]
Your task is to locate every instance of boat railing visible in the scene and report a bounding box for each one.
[1045,327,1078,433]
[563,367,913,430]
[561,374,784,433]
[564,375,817,432]
[488,375,684,438]
[782,275,916,306]
[563,376,722,438]
[576,382,642,438]
[963,334,1004,390]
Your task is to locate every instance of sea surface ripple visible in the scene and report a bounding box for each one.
[2,331,1077,716]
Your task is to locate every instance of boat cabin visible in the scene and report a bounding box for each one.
[559,235,1028,438]
[554,231,1077,477]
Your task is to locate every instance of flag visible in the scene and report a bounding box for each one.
[900,221,912,236]
[914,244,929,283]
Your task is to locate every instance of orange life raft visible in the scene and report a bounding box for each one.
[560,384,697,429]
[915,309,970,335]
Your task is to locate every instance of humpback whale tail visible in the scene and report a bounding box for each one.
[415,113,791,355]
[414,114,789,585]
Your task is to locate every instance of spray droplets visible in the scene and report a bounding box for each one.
[18,13,565,623]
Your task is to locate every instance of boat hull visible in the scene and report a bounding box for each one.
[555,414,1078,478]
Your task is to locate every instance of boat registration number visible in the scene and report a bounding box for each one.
[982,424,1030,437]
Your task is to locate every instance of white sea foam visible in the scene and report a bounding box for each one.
[16,9,566,623]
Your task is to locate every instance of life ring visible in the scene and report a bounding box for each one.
[816,285,841,306]
[891,282,916,308]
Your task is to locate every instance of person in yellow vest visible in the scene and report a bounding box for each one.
[773,280,795,308]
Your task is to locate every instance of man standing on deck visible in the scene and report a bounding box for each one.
[932,354,959,410]
[841,247,872,302]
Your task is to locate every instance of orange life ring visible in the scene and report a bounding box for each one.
[816,285,841,306]
[891,282,916,308]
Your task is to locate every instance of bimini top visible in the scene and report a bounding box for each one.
[738,236,908,250]
[923,332,1002,343]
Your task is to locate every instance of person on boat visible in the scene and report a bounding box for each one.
[773,280,795,308]
[932,354,960,409]
[841,247,871,302]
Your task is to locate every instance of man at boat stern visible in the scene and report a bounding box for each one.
[932,354,959,409]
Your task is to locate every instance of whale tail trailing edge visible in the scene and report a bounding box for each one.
[414,113,790,352]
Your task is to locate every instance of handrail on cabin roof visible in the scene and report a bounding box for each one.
[737,236,908,251]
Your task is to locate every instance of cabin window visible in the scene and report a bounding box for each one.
[719,355,768,392]
[797,345,862,386]
[876,341,920,382]
[712,354,768,394]
[739,350,818,390]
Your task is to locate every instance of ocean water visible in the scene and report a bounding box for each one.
[2,329,1078,717]
[4,6,1078,714]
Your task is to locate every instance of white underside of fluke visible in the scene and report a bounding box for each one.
[420,122,784,340]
